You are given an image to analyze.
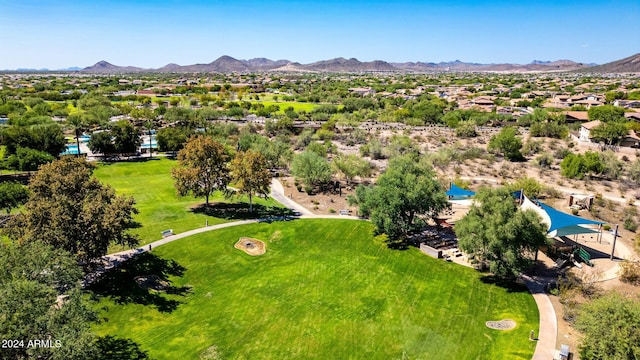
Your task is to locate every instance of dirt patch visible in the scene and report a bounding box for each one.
[235,237,266,256]
[134,275,170,291]
[280,176,358,215]
[485,319,516,330]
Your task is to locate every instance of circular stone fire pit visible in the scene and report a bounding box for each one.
[485,319,516,330]
[234,237,266,256]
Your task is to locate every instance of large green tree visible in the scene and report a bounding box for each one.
[575,292,640,360]
[88,131,115,157]
[156,127,190,154]
[331,153,372,185]
[0,181,28,214]
[589,121,629,146]
[0,241,98,360]
[487,127,523,161]
[349,155,448,239]
[455,187,547,277]
[111,120,141,156]
[588,105,625,123]
[4,157,139,266]
[172,135,230,206]
[230,150,272,213]
[290,150,332,188]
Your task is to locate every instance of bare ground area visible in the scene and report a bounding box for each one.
[279,176,359,216]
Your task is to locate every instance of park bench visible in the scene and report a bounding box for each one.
[161,229,173,237]
[576,247,594,267]
[339,209,351,215]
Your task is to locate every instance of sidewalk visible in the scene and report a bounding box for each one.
[521,275,558,360]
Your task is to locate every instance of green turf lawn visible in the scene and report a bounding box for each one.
[91,219,538,359]
[92,158,284,245]
[252,100,320,114]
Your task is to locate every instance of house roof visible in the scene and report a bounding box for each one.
[625,112,640,120]
[563,111,589,121]
[581,120,601,130]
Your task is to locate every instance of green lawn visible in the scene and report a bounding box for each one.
[93,158,284,245]
[252,100,320,114]
[91,219,538,359]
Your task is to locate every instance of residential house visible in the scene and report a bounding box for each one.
[615,100,640,109]
[625,112,640,122]
[579,120,601,142]
[349,88,376,96]
[620,131,640,148]
[563,111,589,123]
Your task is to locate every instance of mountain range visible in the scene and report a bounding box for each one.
[6,53,640,74]
[80,54,640,74]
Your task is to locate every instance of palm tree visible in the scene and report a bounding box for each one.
[144,119,154,159]
[67,114,85,158]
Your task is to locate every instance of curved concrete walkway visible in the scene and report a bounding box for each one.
[88,178,558,360]
[521,275,558,360]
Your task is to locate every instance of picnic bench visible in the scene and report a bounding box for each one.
[161,229,173,237]
[339,209,351,215]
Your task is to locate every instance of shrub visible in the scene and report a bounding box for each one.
[624,217,638,232]
[328,208,336,214]
[553,147,571,159]
[618,261,640,285]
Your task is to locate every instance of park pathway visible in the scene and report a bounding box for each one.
[89,178,558,360]
[521,275,558,360]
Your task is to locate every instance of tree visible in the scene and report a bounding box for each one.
[230,150,271,213]
[348,155,448,239]
[4,157,139,266]
[575,292,640,360]
[331,153,372,184]
[156,127,189,154]
[588,105,625,123]
[488,127,523,161]
[0,181,28,214]
[88,131,115,157]
[111,120,141,156]
[6,147,54,171]
[1,123,66,158]
[455,187,548,277]
[560,151,603,179]
[0,241,99,360]
[589,121,628,146]
[30,123,67,157]
[629,158,640,185]
[172,136,230,206]
[67,113,85,158]
[455,120,477,138]
[290,150,332,188]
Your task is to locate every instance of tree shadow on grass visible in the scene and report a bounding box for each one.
[95,336,150,360]
[88,252,190,313]
[385,237,412,251]
[480,275,529,293]
[192,202,295,221]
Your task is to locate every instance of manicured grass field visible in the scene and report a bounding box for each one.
[91,219,538,359]
[93,158,284,245]
[253,100,320,114]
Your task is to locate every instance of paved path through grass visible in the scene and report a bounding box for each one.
[88,177,555,360]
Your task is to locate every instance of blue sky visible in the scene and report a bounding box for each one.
[0,0,638,69]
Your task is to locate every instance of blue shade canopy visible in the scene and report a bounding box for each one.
[538,201,604,234]
[446,184,475,197]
